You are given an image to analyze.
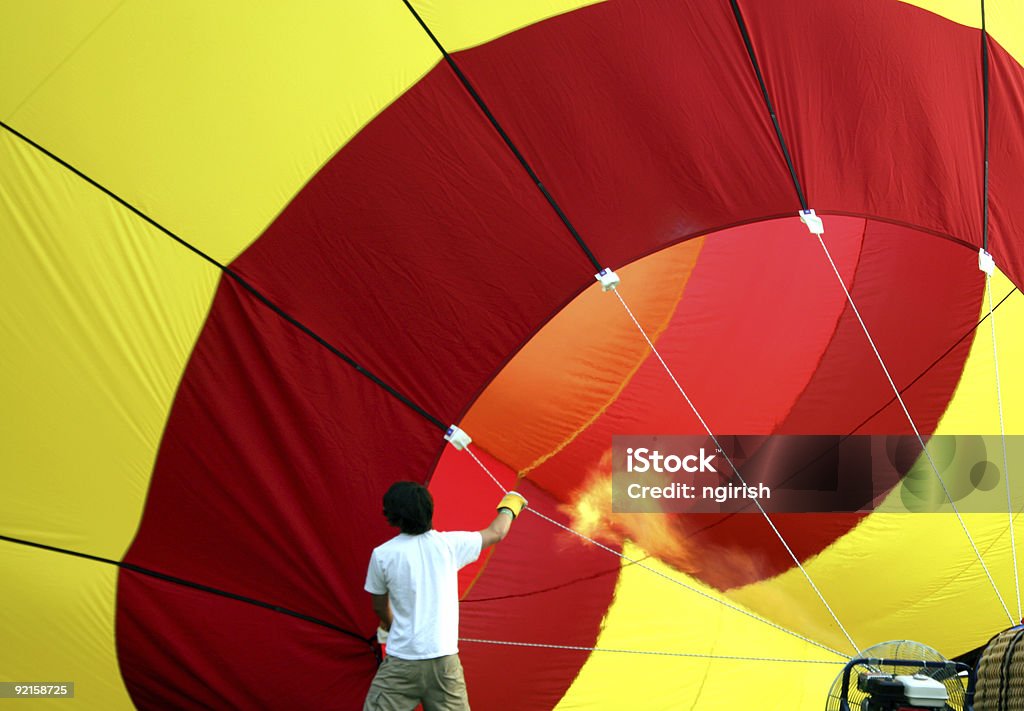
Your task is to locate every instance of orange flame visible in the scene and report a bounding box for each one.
[557,449,784,590]
[558,450,698,574]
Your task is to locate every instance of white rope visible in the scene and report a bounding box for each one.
[988,274,1020,621]
[459,637,845,665]
[609,287,861,654]
[465,447,508,493]
[462,443,847,659]
[815,232,1013,623]
[524,504,845,657]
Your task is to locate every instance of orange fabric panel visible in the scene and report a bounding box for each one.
[464,238,704,472]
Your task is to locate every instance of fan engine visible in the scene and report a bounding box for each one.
[825,640,977,711]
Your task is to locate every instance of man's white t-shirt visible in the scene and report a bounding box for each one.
[364,530,483,660]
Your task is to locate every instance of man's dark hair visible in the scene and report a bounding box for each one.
[382,481,433,535]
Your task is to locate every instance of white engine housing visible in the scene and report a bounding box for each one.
[893,674,948,708]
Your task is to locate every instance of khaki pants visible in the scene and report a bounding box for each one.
[363,653,469,711]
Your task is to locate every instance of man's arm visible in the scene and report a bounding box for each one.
[480,510,513,549]
[371,593,392,631]
[479,492,528,549]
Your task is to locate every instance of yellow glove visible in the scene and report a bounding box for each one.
[497,491,528,519]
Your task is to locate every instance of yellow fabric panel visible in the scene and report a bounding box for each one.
[410,0,603,51]
[0,542,133,710]
[899,0,981,30]
[988,0,1024,65]
[727,512,1017,661]
[1,119,219,708]
[900,0,1024,66]
[0,129,219,558]
[2,1,603,266]
[556,542,842,710]
[940,271,1024,435]
[0,1,122,118]
[1,1,438,264]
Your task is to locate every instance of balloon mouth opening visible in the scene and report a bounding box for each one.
[431,215,985,591]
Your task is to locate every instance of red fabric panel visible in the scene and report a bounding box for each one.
[779,222,983,436]
[119,278,441,705]
[230,67,591,426]
[447,0,800,270]
[989,42,1024,286]
[525,217,864,498]
[450,0,1024,289]
[740,0,1024,294]
[118,570,373,710]
[743,0,982,243]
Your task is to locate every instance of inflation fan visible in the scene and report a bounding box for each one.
[825,641,977,711]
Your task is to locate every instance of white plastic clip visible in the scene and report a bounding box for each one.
[444,425,472,451]
[595,268,621,291]
[979,248,995,276]
[799,209,825,235]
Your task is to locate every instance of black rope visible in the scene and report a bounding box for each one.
[223,270,446,430]
[0,120,447,432]
[981,0,991,252]
[771,287,1019,492]
[463,554,652,604]
[398,0,604,273]
[845,286,1017,436]
[0,533,377,648]
[727,0,808,211]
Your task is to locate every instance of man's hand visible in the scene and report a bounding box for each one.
[497,491,528,519]
[481,491,528,548]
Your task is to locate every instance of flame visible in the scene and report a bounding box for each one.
[559,449,699,574]
[557,449,789,590]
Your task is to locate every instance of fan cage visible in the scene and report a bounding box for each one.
[825,640,966,711]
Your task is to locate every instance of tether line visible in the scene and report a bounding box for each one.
[987,277,1020,620]
[814,231,1013,624]
[684,285,1019,524]
[977,0,1018,622]
[607,288,860,654]
[460,637,845,665]
[844,286,1016,438]
[464,445,848,658]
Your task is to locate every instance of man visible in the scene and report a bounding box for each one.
[363,480,527,710]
